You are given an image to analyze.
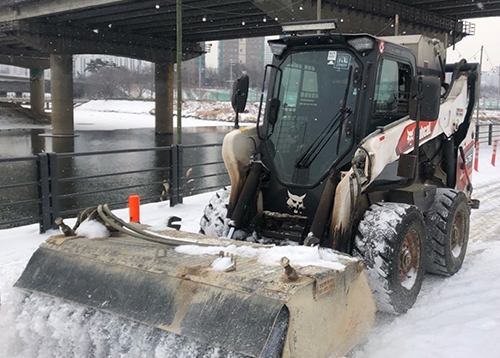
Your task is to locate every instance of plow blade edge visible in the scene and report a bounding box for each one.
[15,231,375,357]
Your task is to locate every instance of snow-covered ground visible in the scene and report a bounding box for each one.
[72,99,259,130]
[1,101,500,357]
[0,99,259,131]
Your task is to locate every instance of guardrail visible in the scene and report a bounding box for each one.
[475,122,500,145]
[2,123,498,233]
[0,143,229,233]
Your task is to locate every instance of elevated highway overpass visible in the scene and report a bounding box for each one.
[0,0,495,135]
[0,74,50,96]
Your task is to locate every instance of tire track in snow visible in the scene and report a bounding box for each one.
[349,173,500,358]
[470,177,500,243]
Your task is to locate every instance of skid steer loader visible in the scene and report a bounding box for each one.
[16,21,479,358]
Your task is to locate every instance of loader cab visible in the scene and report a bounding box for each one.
[261,36,363,189]
[248,33,421,223]
[260,35,417,188]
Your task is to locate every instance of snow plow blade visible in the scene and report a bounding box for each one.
[15,229,375,358]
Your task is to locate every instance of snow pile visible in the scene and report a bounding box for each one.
[185,100,260,122]
[210,256,234,271]
[75,100,154,115]
[72,100,253,131]
[74,219,110,240]
[477,110,500,122]
[0,292,240,358]
[351,239,500,358]
[175,244,348,271]
[74,99,259,124]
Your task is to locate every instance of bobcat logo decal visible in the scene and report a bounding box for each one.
[396,121,437,155]
[407,128,414,147]
[286,191,306,214]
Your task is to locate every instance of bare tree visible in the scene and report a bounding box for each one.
[85,58,117,73]
[85,67,122,99]
[245,66,264,89]
[130,65,154,98]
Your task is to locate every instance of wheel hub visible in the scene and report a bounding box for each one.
[451,211,466,258]
[398,229,421,283]
[400,249,412,270]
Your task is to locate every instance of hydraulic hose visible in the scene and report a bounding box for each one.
[96,204,216,247]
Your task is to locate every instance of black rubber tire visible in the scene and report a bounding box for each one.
[353,202,426,315]
[199,188,230,237]
[424,188,470,276]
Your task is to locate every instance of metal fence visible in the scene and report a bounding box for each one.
[2,123,499,234]
[0,143,229,233]
[475,122,500,145]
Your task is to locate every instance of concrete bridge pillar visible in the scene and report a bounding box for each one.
[155,61,174,134]
[50,54,74,136]
[29,68,45,117]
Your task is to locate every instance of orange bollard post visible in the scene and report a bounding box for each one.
[492,139,498,167]
[474,142,479,172]
[129,195,140,223]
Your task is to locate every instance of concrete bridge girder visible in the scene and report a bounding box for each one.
[46,54,178,136]
[29,68,45,117]
[6,20,204,63]
[0,55,49,69]
[2,20,200,135]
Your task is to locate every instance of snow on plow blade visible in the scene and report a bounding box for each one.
[15,230,375,358]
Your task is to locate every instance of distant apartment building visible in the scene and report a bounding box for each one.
[218,37,265,75]
[0,65,29,76]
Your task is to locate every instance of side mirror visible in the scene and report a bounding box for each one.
[409,75,441,121]
[265,97,281,126]
[231,75,249,114]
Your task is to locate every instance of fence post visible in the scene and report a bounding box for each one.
[37,153,51,233]
[177,145,184,205]
[489,123,493,145]
[474,142,479,172]
[492,139,498,166]
[169,145,178,207]
[48,153,60,224]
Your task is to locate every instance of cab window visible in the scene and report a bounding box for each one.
[370,59,411,132]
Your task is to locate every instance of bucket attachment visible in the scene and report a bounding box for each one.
[16,227,375,357]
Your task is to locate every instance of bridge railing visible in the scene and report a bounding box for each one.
[0,143,229,232]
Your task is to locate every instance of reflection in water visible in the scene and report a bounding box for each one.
[0,130,41,226]
[0,126,233,226]
[52,136,76,215]
[155,133,174,201]
[30,129,46,156]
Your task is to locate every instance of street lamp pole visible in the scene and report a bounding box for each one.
[176,0,182,144]
[199,66,201,92]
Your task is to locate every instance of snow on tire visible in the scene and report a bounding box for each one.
[199,188,230,238]
[353,202,426,315]
[424,188,470,276]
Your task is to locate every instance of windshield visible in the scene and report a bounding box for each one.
[266,50,359,185]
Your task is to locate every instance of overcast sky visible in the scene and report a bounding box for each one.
[446,17,500,71]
